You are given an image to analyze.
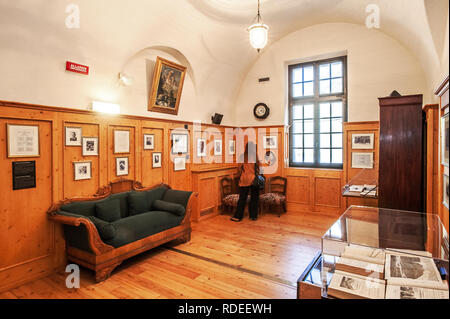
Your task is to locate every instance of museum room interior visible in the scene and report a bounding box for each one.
[0,0,449,301]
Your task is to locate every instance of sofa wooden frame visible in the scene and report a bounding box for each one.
[47,178,197,282]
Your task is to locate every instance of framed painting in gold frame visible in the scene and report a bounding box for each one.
[148,56,187,115]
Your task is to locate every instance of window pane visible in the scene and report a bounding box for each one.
[303,104,314,119]
[292,120,303,133]
[320,134,330,148]
[332,133,342,148]
[331,101,343,117]
[293,68,302,83]
[331,78,342,93]
[331,118,342,132]
[293,83,303,97]
[304,82,314,96]
[293,134,303,148]
[292,104,303,119]
[304,134,314,148]
[320,103,330,118]
[304,149,314,163]
[332,149,342,164]
[304,120,314,133]
[320,149,331,163]
[320,64,330,79]
[331,61,342,78]
[320,80,330,95]
[304,66,314,81]
[320,119,331,133]
[293,149,302,163]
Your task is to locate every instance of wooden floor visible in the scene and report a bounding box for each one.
[0,211,336,299]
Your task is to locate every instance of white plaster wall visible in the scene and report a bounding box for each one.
[233,23,429,126]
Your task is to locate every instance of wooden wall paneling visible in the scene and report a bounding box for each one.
[285,169,312,212]
[0,117,56,291]
[342,121,379,209]
[313,169,344,214]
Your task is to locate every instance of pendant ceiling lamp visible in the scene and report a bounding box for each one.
[248,0,269,52]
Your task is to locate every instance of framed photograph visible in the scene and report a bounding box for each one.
[172,133,188,154]
[65,126,82,146]
[152,152,162,168]
[263,135,277,149]
[351,152,374,169]
[114,130,130,154]
[351,133,374,150]
[264,150,277,166]
[144,134,155,150]
[228,140,236,155]
[6,124,40,158]
[148,56,187,115]
[444,174,449,210]
[174,157,186,171]
[116,157,129,176]
[214,139,222,156]
[73,161,92,181]
[197,138,206,157]
[82,137,98,156]
[442,113,449,166]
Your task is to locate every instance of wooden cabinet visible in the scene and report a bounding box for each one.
[378,94,425,212]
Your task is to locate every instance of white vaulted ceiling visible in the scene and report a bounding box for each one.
[0,0,448,125]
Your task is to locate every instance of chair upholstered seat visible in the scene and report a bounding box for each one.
[259,193,286,206]
[223,194,250,207]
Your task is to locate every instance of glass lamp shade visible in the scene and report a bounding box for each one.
[248,23,269,51]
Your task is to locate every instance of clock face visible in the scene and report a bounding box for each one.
[253,103,269,119]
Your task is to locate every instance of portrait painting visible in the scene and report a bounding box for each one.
[148,56,187,115]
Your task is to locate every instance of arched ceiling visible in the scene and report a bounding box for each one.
[0,0,448,122]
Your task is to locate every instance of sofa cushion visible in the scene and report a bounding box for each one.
[95,199,121,222]
[146,186,169,208]
[60,201,96,217]
[162,189,193,209]
[152,200,185,216]
[88,216,116,241]
[108,192,131,218]
[104,211,183,248]
[128,191,151,216]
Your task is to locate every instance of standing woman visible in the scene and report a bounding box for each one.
[231,142,261,222]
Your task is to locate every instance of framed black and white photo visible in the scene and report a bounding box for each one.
[351,152,373,169]
[444,173,449,210]
[82,137,98,156]
[173,157,186,171]
[152,152,162,168]
[116,157,129,176]
[351,133,374,150]
[114,130,130,154]
[442,113,449,166]
[228,140,235,155]
[144,134,155,150]
[6,124,40,158]
[65,126,82,146]
[214,139,222,156]
[172,133,188,154]
[197,138,206,157]
[263,135,277,149]
[73,161,92,181]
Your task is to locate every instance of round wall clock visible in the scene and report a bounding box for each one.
[253,103,270,119]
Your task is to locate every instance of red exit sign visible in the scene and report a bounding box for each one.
[65,61,89,75]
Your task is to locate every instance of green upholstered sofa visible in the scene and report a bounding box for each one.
[48,179,195,282]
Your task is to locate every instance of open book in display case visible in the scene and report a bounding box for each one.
[297,205,449,299]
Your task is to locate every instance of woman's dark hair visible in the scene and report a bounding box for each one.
[243,141,257,163]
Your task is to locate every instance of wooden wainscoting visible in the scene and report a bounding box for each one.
[284,168,345,216]
[342,121,379,209]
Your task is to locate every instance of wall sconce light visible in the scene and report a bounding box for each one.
[92,101,120,114]
[118,72,134,86]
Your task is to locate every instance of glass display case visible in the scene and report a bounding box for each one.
[342,168,378,198]
[320,206,449,299]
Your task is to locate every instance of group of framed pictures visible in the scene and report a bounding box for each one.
[350,133,374,169]
[442,112,449,209]
[196,138,232,157]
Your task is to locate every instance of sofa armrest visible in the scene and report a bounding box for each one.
[48,211,114,255]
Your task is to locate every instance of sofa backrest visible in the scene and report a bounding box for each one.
[60,186,169,218]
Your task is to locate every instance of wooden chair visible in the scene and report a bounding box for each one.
[220,177,241,214]
[259,176,287,217]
